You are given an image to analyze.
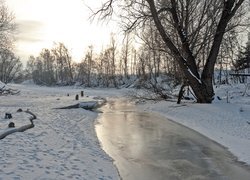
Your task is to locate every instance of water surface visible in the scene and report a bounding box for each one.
[96,100,250,180]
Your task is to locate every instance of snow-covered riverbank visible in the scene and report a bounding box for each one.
[0,83,250,179]
[0,84,122,179]
[138,84,250,165]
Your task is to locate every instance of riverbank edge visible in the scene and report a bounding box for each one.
[93,97,124,179]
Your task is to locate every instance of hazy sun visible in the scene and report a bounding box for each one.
[7,0,118,63]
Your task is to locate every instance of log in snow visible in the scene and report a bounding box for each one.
[79,101,98,109]
[56,101,99,110]
[0,110,36,140]
[0,81,20,96]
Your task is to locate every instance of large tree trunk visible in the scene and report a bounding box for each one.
[189,77,214,103]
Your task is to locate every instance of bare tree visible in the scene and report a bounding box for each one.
[0,1,16,50]
[83,45,94,87]
[121,33,131,79]
[52,42,74,84]
[0,1,20,83]
[39,48,56,85]
[93,0,248,103]
[75,60,87,85]
[0,49,22,83]
[109,34,117,87]
[25,55,39,81]
[130,47,137,76]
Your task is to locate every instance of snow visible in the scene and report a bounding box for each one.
[182,57,202,84]
[0,83,123,179]
[1,82,250,179]
[187,68,202,84]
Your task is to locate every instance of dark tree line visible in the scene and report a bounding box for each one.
[25,43,74,86]
[25,39,135,87]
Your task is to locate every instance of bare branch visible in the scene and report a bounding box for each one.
[91,0,115,21]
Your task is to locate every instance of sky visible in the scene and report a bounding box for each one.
[6,0,119,63]
[6,0,249,64]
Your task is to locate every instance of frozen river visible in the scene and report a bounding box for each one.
[95,100,250,180]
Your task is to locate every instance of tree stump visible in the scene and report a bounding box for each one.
[5,113,12,119]
[177,84,186,104]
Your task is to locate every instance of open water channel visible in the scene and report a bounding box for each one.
[95,100,250,180]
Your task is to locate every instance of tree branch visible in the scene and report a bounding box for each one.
[91,0,115,20]
[202,0,245,80]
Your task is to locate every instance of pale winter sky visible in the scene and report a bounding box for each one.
[7,0,119,63]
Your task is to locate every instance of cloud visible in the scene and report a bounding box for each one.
[15,20,45,43]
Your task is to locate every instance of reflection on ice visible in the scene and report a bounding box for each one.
[96,100,250,180]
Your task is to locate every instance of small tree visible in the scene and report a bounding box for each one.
[233,33,250,72]
[0,49,22,83]
[84,46,94,87]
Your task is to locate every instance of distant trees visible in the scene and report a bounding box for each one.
[75,45,96,86]
[75,35,119,88]
[25,37,136,87]
[95,40,117,87]
[26,43,75,85]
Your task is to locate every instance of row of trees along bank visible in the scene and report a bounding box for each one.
[1,0,250,103]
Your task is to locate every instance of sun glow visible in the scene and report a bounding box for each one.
[7,0,118,63]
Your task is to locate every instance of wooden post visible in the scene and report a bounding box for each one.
[81,91,84,97]
[75,94,79,100]
[226,91,229,103]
